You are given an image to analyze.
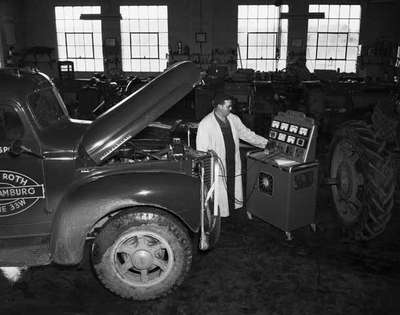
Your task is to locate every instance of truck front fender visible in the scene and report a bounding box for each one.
[51,172,200,265]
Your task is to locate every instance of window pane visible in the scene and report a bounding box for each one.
[159,33,168,46]
[57,33,65,46]
[308,20,318,32]
[159,20,168,32]
[248,5,258,18]
[122,58,131,71]
[337,47,346,59]
[317,46,326,59]
[140,33,149,45]
[258,6,267,19]
[158,6,167,19]
[120,6,129,19]
[326,47,336,59]
[340,5,350,19]
[350,5,361,19]
[318,19,328,32]
[281,19,288,32]
[347,47,358,59]
[329,5,339,18]
[258,19,267,32]
[132,46,140,58]
[238,33,247,46]
[55,7,64,19]
[248,19,257,32]
[150,60,159,72]
[318,33,327,46]
[149,20,158,32]
[328,19,339,32]
[149,46,158,58]
[248,34,257,46]
[349,19,360,32]
[307,46,317,59]
[122,45,130,59]
[76,46,84,58]
[139,20,149,32]
[84,45,93,58]
[338,34,348,46]
[238,19,247,32]
[348,33,359,46]
[338,20,349,32]
[148,6,158,19]
[238,6,248,19]
[307,33,317,45]
[327,34,337,46]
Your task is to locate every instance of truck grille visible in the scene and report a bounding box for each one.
[192,151,216,189]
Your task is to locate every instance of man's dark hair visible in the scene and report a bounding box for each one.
[213,91,232,107]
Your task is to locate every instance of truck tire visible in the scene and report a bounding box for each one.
[91,207,193,300]
[330,121,395,240]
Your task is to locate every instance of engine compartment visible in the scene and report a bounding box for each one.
[107,137,207,165]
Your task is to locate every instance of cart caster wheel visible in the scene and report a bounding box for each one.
[310,223,317,232]
[246,211,253,220]
[285,231,293,241]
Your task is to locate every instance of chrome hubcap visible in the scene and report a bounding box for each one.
[132,250,153,270]
[112,231,174,287]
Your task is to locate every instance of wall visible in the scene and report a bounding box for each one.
[11,0,400,77]
[0,0,25,66]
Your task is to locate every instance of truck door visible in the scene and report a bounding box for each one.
[0,103,48,238]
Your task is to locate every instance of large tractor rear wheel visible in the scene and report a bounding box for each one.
[330,121,395,240]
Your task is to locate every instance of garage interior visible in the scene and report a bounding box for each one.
[0,0,399,314]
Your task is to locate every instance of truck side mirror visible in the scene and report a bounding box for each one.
[10,140,43,159]
[10,140,23,156]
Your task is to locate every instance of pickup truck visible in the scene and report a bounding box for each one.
[0,61,220,300]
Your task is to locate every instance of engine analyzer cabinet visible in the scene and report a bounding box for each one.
[246,152,318,238]
[246,110,319,240]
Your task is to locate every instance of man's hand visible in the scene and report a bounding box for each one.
[264,141,277,155]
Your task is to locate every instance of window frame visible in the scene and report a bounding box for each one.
[65,32,95,59]
[129,32,160,60]
[306,4,361,73]
[120,5,169,73]
[246,32,278,60]
[54,5,104,72]
[315,32,349,61]
[237,4,289,72]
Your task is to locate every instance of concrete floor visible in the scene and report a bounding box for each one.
[0,183,399,315]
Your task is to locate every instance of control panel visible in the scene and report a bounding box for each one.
[267,110,317,163]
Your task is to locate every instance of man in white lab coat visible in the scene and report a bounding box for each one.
[196,93,270,217]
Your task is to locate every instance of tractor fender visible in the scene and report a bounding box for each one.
[50,172,201,265]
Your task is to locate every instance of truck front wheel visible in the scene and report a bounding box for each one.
[91,207,193,300]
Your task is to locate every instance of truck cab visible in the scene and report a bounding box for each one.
[0,62,220,300]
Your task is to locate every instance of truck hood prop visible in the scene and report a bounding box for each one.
[80,61,200,165]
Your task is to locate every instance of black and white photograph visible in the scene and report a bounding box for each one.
[0,1,399,314]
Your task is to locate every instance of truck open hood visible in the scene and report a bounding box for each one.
[80,61,200,165]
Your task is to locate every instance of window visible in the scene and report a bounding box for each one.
[0,106,24,143]
[237,5,289,71]
[306,5,361,73]
[55,6,104,72]
[120,6,169,72]
[28,88,67,129]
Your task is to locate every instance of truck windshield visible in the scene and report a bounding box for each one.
[28,87,67,128]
